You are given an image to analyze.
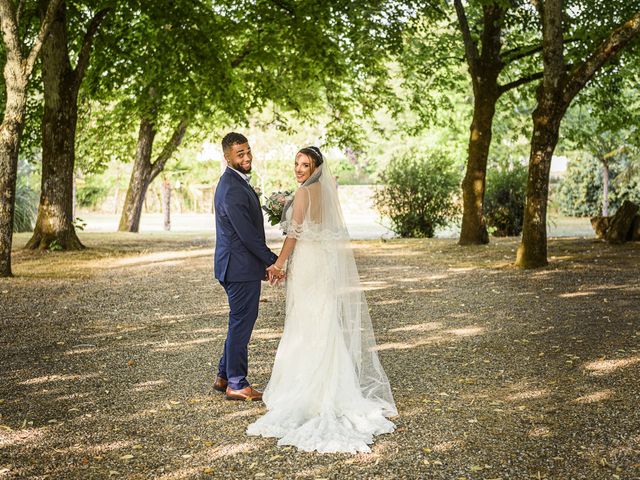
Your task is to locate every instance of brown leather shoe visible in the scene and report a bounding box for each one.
[213,376,228,393]
[225,386,263,402]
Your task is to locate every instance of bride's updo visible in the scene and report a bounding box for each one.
[298,146,324,169]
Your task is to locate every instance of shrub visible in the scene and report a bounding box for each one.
[556,156,602,217]
[373,149,460,238]
[76,174,111,209]
[484,162,528,237]
[14,167,37,233]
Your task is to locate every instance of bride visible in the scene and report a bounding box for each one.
[246,146,397,453]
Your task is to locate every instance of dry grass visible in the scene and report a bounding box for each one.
[1,233,639,479]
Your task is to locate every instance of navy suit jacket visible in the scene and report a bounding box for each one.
[214,168,278,282]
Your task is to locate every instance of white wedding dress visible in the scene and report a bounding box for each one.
[246,163,397,453]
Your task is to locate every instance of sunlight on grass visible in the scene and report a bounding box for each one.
[558,291,595,298]
[373,299,402,305]
[19,373,100,386]
[204,441,262,459]
[431,439,464,453]
[583,356,640,375]
[361,281,391,292]
[528,426,552,438]
[219,407,264,422]
[0,427,47,448]
[132,379,169,392]
[574,390,613,404]
[389,322,443,333]
[374,336,445,351]
[152,337,217,352]
[444,326,485,337]
[505,389,550,401]
[102,249,211,268]
[63,346,100,355]
[251,329,283,340]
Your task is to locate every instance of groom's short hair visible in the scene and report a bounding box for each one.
[221,132,248,153]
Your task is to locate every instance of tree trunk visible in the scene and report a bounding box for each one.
[118,116,189,232]
[26,3,84,250]
[25,2,109,250]
[0,0,62,276]
[162,178,171,231]
[601,159,609,217]
[118,117,156,232]
[515,5,640,269]
[455,2,505,245]
[0,71,28,277]
[459,90,499,244]
[516,101,565,269]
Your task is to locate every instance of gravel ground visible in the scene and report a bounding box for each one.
[0,233,639,480]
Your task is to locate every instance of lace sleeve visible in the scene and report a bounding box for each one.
[285,187,310,239]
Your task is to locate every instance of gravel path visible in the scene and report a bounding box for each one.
[1,233,639,479]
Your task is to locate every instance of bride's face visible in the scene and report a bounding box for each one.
[295,153,315,184]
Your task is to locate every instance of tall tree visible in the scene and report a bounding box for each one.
[516,2,640,268]
[25,0,110,250]
[82,0,415,232]
[400,2,544,244]
[87,1,242,232]
[0,0,61,277]
[562,72,640,217]
[453,0,543,245]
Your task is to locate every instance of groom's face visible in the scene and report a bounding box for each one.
[225,142,253,174]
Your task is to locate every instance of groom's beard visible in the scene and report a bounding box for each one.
[232,162,251,174]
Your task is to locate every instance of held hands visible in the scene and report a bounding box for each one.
[266,263,286,285]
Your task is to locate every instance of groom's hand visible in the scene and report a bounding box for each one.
[266,264,285,285]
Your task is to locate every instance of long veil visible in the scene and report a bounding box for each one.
[281,162,397,417]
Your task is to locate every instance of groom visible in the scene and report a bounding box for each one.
[213,132,281,401]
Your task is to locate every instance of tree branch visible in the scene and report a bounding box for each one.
[479,3,504,65]
[564,11,640,103]
[231,40,253,69]
[498,71,544,94]
[502,38,583,64]
[23,0,63,77]
[602,145,625,160]
[453,0,480,76]
[150,119,190,180]
[502,44,543,64]
[269,0,295,16]
[541,0,565,97]
[73,7,111,84]
[0,0,23,62]
[15,0,25,27]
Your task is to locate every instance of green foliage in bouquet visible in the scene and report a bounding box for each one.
[262,191,293,226]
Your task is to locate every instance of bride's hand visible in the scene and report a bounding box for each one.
[266,264,285,285]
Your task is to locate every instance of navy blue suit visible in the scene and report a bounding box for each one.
[214,167,277,390]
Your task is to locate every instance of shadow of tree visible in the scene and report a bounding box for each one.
[0,236,638,478]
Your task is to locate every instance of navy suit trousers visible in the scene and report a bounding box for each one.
[217,279,262,390]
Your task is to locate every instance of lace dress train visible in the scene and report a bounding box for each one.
[246,241,395,453]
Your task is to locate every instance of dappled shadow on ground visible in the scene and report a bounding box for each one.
[0,236,638,479]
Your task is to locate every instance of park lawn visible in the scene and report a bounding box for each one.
[1,233,639,479]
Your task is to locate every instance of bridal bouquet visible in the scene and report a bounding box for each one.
[262,190,292,226]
